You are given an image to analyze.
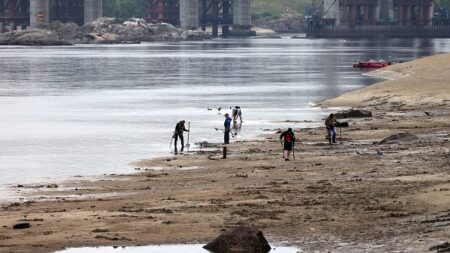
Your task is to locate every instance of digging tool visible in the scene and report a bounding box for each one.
[292,142,296,160]
[185,122,191,151]
[169,131,175,151]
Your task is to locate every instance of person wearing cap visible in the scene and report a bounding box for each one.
[174,120,189,152]
[280,128,296,161]
[224,113,232,144]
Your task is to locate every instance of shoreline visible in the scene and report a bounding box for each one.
[0,53,449,253]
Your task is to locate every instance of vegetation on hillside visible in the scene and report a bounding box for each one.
[103,0,310,21]
[104,0,147,19]
[252,0,310,20]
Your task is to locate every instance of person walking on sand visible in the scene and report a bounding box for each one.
[325,113,338,145]
[280,128,296,161]
[173,120,189,152]
[224,113,232,144]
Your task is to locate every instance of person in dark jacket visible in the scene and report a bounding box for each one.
[224,113,232,144]
[174,120,189,152]
[280,128,296,161]
[325,113,337,144]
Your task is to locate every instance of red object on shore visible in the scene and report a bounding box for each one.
[353,60,391,68]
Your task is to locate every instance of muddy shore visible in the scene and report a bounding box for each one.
[0,54,449,253]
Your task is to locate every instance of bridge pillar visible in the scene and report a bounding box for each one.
[30,0,49,28]
[180,0,198,29]
[84,0,102,24]
[233,0,251,30]
[323,0,340,25]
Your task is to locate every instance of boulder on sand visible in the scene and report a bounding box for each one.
[335,109,373,119]
[203,226,271,253]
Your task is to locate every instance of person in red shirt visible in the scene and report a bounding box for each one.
[280,128,296,161]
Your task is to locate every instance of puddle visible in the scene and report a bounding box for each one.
[55,244,301,253]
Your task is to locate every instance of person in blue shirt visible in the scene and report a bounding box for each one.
[224,113,232,144]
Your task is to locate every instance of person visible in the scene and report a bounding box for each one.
[325,113,338,144]
[280,128,296,161]
[232,106,243,123]
[224,113,232,144]
[173,120,189,152]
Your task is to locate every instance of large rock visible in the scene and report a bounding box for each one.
[335,109,373,119]
[80,17,210,43]
[85,32,119,44]
[203,226,271,253]
[0,29,71,46]
[378,132,418,144]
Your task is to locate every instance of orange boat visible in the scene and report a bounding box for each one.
[353,60,391,68]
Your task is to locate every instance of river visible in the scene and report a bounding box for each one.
[0,37,449,189]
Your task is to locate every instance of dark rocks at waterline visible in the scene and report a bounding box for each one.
[335,109,373,119]
[429,242,450,252]
[13,223,31,229]
[203,226,271,253]
[0,29,72,46]
[378,132,418,145]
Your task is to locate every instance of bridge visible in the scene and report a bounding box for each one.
[0,0,252,37]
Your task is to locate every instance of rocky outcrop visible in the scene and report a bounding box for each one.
[0,17,211,45]
[0,29,72,46]
[257,12,304,33]
[203,226,271,253]
[79,17,211,43]
[335,109,373,119]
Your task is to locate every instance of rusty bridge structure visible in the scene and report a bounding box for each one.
[0,0,253,37]
[308,0,450,38]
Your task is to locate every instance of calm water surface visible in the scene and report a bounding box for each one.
[1,37,450,189]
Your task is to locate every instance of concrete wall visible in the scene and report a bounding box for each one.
[84,0,103,24]
[30,0,49,28]
[323,0,340,25]
[233,0,251,29]
[180,0,198,29]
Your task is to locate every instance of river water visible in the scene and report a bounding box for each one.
[1,37,449,188]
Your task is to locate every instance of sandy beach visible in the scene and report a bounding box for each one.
[0,53,449,253]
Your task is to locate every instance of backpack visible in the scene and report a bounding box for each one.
[284,132,294,142]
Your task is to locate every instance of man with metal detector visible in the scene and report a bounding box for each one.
[173,120,189,153]
[280,128,296,161]
[224,113,232,144]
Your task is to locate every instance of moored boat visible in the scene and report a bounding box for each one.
[353,60,391,68]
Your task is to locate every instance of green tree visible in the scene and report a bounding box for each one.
[104,0,148,19]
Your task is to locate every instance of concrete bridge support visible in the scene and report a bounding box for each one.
[380,0,394,23]
[233,0,251,30]
[84,0,102,24]
[180,0,198,29]
[30,0,49,28]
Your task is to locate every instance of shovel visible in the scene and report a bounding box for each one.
[185,122,191,151]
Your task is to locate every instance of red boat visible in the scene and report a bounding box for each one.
[353,60,391,68]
